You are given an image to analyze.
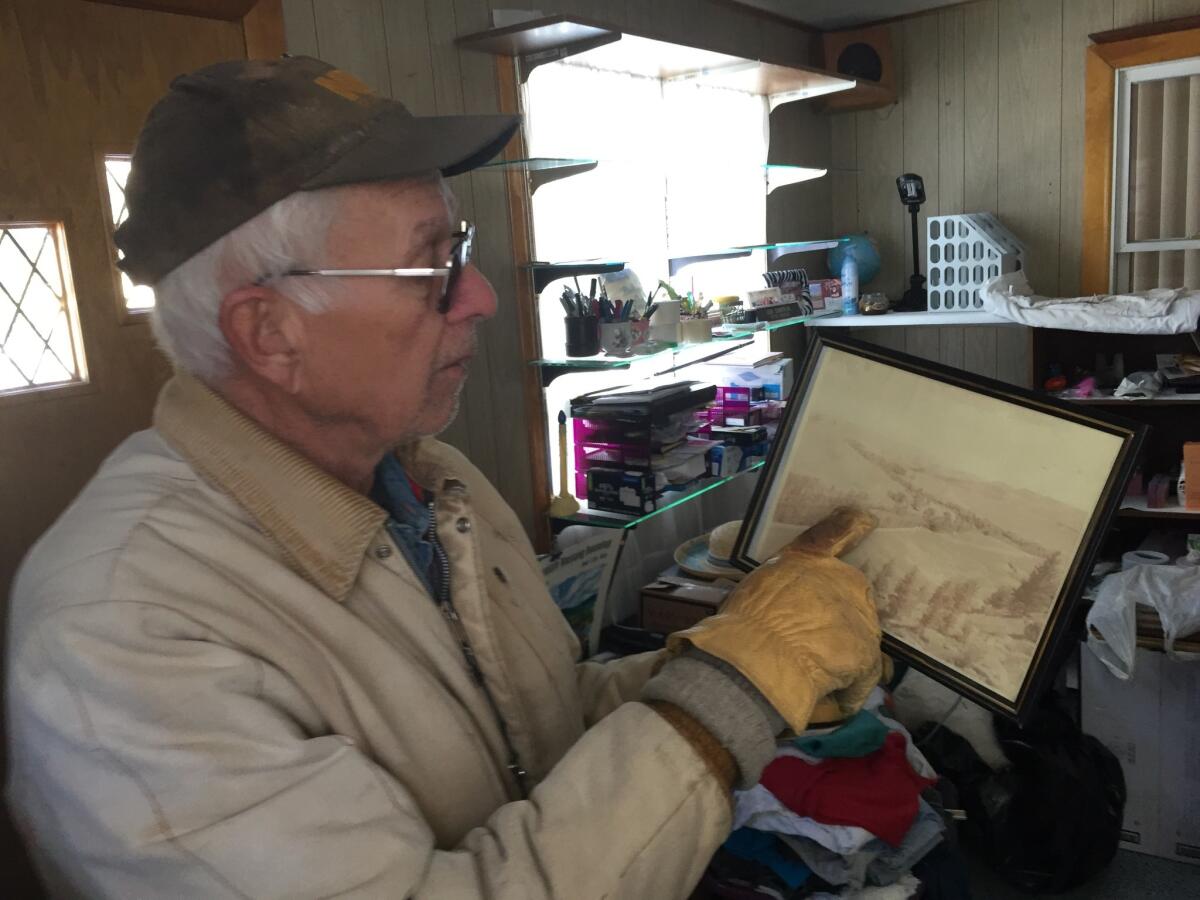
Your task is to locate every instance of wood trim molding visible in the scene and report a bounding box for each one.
[496,56,552,554]
[1080,26,1200,294]
[242,0,285,59]
[1089,15,1200,45]
[82,0,256,20]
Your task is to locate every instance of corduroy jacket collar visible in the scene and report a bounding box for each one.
[154,373,455,601]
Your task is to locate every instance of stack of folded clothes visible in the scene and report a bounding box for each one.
[701,689,972,900]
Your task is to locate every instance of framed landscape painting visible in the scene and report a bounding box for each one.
[732,334,1144,720]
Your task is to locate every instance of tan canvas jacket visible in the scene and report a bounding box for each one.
[6,374,730,899]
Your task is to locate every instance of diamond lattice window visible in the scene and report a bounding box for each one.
[103,155,155,311]
[0,224,88,394]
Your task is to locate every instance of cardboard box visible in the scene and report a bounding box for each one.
[1184,442,1200,509]
[1081,646,1200,864]
[641,576,730,634]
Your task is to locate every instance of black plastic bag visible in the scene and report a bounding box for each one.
[915,695,1125,894]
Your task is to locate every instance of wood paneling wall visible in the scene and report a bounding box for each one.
[0,1,245,592]
[831,0,1200,385]
[280,0,824,537]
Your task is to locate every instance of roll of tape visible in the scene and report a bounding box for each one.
[1122,550,1170,571]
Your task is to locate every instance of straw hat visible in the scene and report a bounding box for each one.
[674,520,746,581]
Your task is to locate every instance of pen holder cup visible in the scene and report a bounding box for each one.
[565,316,600,357]
[680,317,714,344]
[630,318,650,347]
[649,299,681,344]
[599,322,633,357]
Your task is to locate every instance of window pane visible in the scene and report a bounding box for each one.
[1127,74,1200,244]
[523,58,769,356]
[0,224,87,394]
[1116,248,1200,292]
[103,154,156,311]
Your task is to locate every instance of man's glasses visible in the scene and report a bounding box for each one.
[269,220,474,314]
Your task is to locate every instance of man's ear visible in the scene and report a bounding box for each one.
[218,286,306,393]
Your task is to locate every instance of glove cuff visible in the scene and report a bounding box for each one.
[642,652,780,789]
[667,613,821,732]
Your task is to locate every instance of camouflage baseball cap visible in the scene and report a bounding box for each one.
[115,55,520,286]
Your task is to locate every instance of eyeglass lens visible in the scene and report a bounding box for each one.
[438,222,473,314]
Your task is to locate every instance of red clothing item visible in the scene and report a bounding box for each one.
[760,732,937,846]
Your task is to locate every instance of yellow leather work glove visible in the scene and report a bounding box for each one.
[666,506,883,733]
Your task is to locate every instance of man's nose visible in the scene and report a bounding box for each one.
[446,264,497,323]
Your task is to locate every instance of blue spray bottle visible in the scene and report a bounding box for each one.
[840,246,859,316]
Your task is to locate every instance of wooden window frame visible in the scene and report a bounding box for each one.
[1081,22,1200,294]
[496,56,553,553]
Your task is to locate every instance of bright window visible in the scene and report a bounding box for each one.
[1111,57,1200,291]
[523,56,770,359]
[103,155,156,311]
[522,53,773,500]
[0,223,88,394]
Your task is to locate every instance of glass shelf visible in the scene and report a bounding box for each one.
[483,159,823,193]
[765,164,827,193]
[532,342,678,370]
[668,237,848,276]
[523,260,626,294]
[532,337,755,386]
[553,462,765,529]
[478,157,598,192]
[713,309,841,338]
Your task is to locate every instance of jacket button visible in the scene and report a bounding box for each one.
[374,545,392,559]
[456,517,471,533]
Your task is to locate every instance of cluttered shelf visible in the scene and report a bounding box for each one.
[1117,496,1200,519]
[807,310,1015,327]
[534,311,832,372]
[1056,388,1200,405]
[551,461,764,530]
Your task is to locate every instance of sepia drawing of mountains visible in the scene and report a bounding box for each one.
[762,414,1092,701]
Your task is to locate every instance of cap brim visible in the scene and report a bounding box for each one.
[301,110,521,190]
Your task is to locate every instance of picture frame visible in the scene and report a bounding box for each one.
[731,333,1145,721]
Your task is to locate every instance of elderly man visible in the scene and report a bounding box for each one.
[6,57,882,898]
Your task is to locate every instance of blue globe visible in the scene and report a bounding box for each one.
[828,233,881,287]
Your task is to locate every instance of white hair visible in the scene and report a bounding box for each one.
[151,188,343,382]
[150,173,448,383]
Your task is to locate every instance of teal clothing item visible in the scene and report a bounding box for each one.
[370,453,437,598]
[794,709,890,759]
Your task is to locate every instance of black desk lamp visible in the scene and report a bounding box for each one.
[895,173,926,312]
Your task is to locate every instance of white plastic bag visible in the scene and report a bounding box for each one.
[1086,564,1200,678]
